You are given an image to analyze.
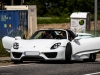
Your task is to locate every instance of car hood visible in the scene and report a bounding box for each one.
[17,39,61,48]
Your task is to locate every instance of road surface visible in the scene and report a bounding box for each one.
[0,60,100,75]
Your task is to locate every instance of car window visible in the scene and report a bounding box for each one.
[33,31,43,39]
[66,30,77,40]
[30,30,67,39]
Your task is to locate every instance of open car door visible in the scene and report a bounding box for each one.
[71,37,100,56]
[2,29,23,52]
[2,36,15,52]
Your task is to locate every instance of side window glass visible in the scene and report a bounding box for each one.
[34,32,42,39]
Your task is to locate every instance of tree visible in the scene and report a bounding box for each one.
[0,0,98,17]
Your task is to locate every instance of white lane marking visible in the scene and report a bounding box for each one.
[0,64,31,68]
[84,72,100,75]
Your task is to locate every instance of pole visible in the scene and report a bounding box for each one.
[94,0,97,37]
[21,0,24,5]
[11,0,14,5]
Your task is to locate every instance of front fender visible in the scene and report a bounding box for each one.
[60,40,70,47]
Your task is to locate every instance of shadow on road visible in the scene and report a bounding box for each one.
[0,57,98,65]
[13,60,100,64]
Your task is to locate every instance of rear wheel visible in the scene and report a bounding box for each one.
[65,43,72,63]
[89,53,96,62]
[83,53,96,62]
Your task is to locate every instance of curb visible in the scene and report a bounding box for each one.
[0,57,10,61]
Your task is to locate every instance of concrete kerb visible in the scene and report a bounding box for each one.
[0,57,11,62]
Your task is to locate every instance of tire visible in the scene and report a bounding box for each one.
[65,43,72,63]
[83,53,96,62]
[13,60,23,64]
[89,53,96,62]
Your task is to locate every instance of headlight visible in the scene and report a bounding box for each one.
[51,43,61,49]
[13,42,19,49]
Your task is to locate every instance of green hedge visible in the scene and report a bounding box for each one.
[37,15,100,24]
[37,17,70,24]
[0,39,10,57]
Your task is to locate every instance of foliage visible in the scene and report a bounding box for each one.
[0,0,100,19]
[24,0,99,18]
[0,39,10,57]
[37,17,70,24]
[25,0,100,22]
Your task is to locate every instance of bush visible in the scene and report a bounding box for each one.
[37,17,70,24]
[91,14,100,21]
[0,39,10,57]
[37,14,100,24]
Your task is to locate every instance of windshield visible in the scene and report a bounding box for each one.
[30,30,67,39]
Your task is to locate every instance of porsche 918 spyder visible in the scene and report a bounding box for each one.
[2,29,99,63]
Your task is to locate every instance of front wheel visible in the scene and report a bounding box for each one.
[65,43,72,63]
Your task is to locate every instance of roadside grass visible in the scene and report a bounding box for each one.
[37,17,70,24]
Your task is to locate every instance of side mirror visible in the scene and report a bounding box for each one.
[74,37,81,41]
[15,36,21,40]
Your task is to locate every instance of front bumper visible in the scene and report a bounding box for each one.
[10,47,65,61]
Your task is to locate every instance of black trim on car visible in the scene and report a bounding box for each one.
[12,52,22,58]
[74,48,100,55]
[21,56,45,61]
[44,52,57,58]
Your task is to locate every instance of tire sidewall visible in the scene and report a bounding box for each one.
[65,43,72,62]
[90,53,96,62]
[83,53,96,62]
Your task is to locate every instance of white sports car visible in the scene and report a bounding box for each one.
[2,29,99,63]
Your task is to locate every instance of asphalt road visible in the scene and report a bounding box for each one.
[0,60,100,75]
